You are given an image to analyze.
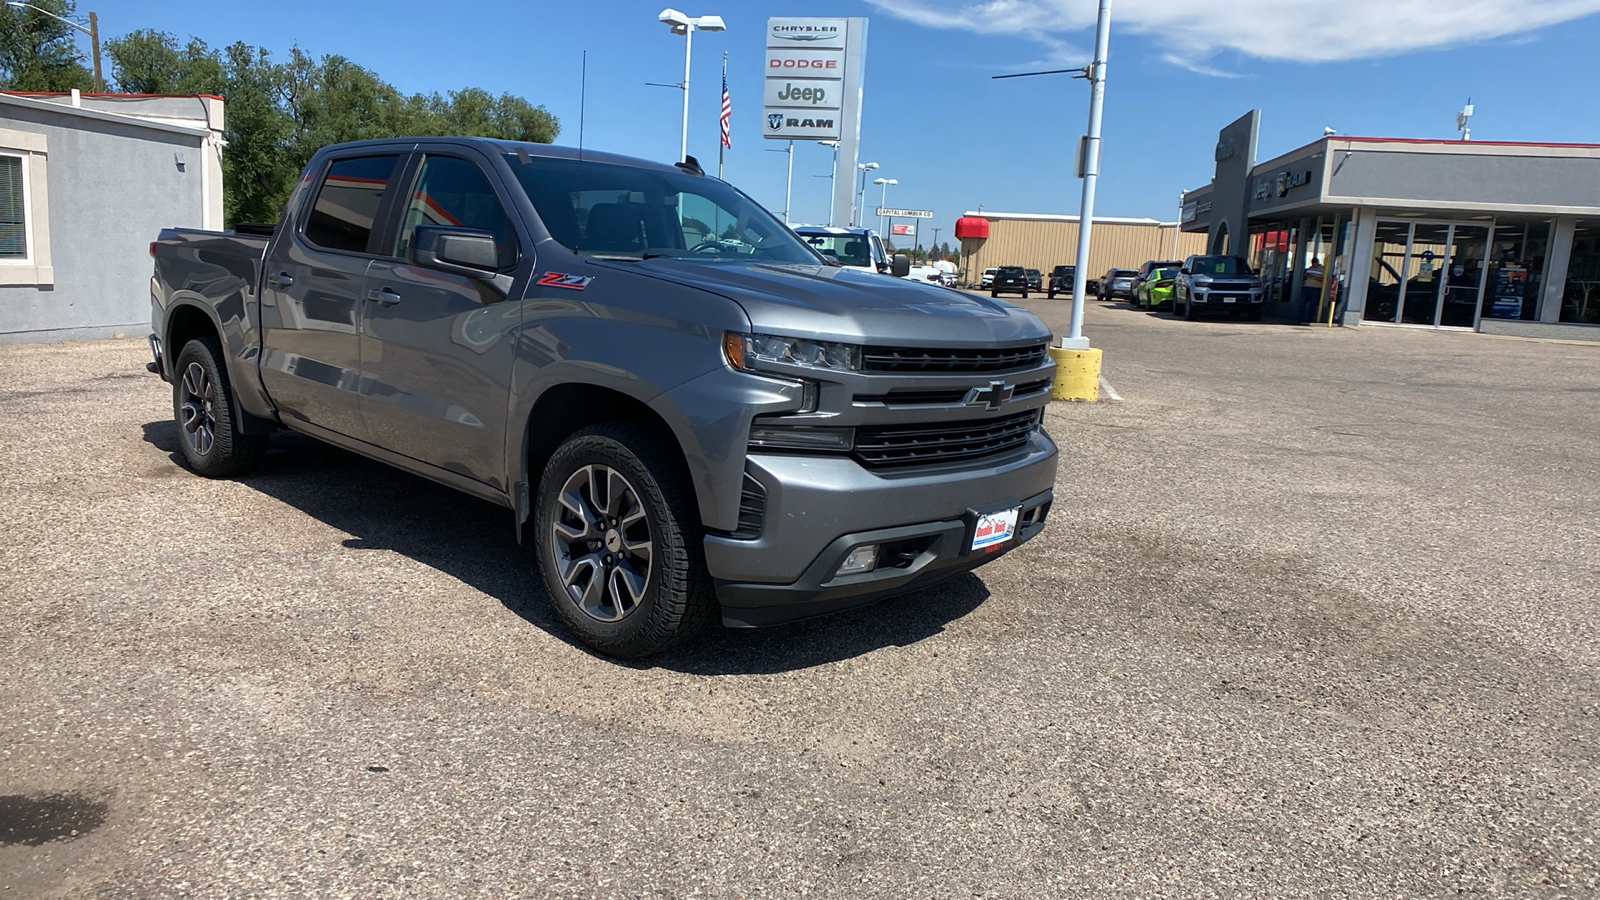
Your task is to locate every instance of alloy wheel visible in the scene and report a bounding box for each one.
[550,464,653,623]
[178,362,217,456]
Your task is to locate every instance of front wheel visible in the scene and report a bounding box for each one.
[172,337,267,477]
[1021,290,1029,299]
[535,423,715,658]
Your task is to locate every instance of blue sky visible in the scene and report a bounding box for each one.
[91,1,1600,241]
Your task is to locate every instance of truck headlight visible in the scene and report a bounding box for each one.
[724,332,862,373]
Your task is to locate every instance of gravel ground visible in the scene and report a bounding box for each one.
[1,305,1596,898]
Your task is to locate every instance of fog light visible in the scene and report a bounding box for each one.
[835,544,878,577]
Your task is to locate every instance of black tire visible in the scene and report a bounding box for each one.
[172,337,267,478]
[534,422,715,658]
[1183,296,1197,320]
[991,289,998,298]
[1246,307,1264,322]
[1021,290,1029,300]
[1047,290,1056,299]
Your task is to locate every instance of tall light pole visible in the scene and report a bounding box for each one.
[872,176,896,236]
[1064,0,1113,346]
[765,141,793,224]
[990,0,1112,347]
[818,140,839,225]
[6,1,101,92]
[853,161,878,227]
[656,8,726,164]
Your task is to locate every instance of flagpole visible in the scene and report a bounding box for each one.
[718,51,727,179]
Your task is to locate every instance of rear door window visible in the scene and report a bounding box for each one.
[303,155,402,254]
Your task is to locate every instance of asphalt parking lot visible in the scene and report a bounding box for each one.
[3,302,1597,898]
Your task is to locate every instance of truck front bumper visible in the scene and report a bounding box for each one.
[705,432,1058,627]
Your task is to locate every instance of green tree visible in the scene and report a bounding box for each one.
[105,31,559,226]
[0,0,92,91]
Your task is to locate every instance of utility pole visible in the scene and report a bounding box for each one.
[5,2,103,92]
[87,10,99,92]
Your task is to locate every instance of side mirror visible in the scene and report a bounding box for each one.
[411,225,503,278]
[891,253,911,278]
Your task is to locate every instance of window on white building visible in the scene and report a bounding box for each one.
[0,154,27,259]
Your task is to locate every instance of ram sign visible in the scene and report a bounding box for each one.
[763,17,863,143]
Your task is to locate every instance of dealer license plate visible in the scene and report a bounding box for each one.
[1221,296,1236,303]
[971,507,1020,552]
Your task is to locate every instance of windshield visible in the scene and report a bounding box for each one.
[795,231,873,267]
[508,155,818,263]
[1189,256,1251,275]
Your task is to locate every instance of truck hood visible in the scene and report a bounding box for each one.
[627,259,1052,347]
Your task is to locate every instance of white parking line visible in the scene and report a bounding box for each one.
[1098,375,1124,402]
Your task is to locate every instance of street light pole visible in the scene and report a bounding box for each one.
[765,140,794,223]
[656,9,725,164]
[873,176,896,236]
[6,2,102,92]
[853,161,878,227]
[1065,0,1112,346]
[818,140,839,225]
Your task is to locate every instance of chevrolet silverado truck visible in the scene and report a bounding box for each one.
[148,138,1058,658]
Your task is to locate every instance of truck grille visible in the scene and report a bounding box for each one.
[861,343,1050,374]
[853,410,1042,469]
[853,378,1052,408]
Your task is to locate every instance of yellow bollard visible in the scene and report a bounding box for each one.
[1048,346,1101,401]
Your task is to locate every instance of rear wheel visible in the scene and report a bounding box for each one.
[172,337,267,477]
[535,423,715,658]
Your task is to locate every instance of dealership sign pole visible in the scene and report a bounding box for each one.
[763,17,867,226]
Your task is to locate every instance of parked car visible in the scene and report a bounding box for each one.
[980,267,999,289]
[793,225,893,275]
[1172,254,1266,320]
[1097,268,1138,301]
[146,138,1058,658]
[1134,265,1180,310]
[990,265,1030,298]
[1025,269,1042,291]
[1132,259,1184,297]
[1047,265,1075,299]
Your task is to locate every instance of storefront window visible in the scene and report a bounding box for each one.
[1562,221,1600,325]
[1366,221,1410,322]
[1485,220,1550,321]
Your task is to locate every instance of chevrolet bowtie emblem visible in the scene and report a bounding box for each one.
[965,380,1015,411]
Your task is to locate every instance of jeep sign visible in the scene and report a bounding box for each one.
[763,80,840,110]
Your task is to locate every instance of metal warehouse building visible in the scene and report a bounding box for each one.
[955,212,1208,287]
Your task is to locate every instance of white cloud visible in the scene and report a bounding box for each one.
[867,0,1600,66]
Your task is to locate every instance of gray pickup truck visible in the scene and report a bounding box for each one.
[148,137,1058,657]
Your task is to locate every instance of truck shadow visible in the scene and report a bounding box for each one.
[141,422,990,674]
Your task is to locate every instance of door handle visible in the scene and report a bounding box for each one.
[365,287,401,307]
[266,272,294,288]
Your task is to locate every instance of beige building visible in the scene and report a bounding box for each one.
[957,211,1207,286]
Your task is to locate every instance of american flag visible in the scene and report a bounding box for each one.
[720,71,732,149]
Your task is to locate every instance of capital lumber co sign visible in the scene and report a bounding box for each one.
[763,17,861,141]
[876,207,933,219]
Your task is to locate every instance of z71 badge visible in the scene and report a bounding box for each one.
[537,272,594,290]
